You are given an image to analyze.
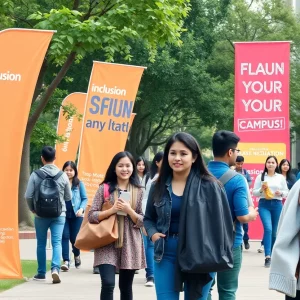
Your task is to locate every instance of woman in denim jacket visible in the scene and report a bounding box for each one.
[144,132,232,300]
[61,161,88,271]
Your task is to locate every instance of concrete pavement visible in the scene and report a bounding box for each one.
[0,240,284,299]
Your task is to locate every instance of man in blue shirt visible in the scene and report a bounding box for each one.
[208,130,258,300]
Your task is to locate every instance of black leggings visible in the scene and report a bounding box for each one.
[98,264,135,300]
[286,291,300,299]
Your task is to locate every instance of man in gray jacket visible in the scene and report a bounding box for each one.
[25,146,72,284]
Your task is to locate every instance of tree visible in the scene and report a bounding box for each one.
[2,0,190,226]
[122,0,233,156]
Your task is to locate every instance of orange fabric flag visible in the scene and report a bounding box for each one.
[0,29,54,279]
[55,93,86,168]
[77,62,145,203]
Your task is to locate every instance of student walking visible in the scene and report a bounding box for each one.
[253,155,288,268]
[144,132,234,300]
[279,158,296,190]
[142,151,163,287]
[234,155,252,250]
[88,151,145,300]
[25,146,72,284]
[61,161,88,271]
[136,156,150,188]
[207,130,258,300]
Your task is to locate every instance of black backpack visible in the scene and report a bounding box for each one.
[34,170,64,218]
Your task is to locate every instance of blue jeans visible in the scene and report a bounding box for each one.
[143,234,154,279]
[258,199,283,257]
[62,216,83,261]
[154,236,215,300]
[35,216,65,274]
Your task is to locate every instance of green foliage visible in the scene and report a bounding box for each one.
[21,0,191,63]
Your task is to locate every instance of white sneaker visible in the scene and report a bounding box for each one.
[61,261,70,271]
[257,245,264,253]
[51,269,61,284]
[145,277,154,287]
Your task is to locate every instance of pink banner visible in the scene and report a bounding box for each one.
[234,42,290,239]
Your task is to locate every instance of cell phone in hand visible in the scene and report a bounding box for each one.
[117,191,131,216]
[119,191,131,202]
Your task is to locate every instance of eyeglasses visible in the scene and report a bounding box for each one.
[230,148,240,153]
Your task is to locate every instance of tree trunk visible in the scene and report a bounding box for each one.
[18,131,33,227]
[18,52,76,226]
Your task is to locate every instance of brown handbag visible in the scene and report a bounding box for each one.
[74,184,118,251]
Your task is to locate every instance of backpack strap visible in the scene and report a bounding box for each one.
[34,170,63,181]
[34,170,47,180]
[103,183,110,200]
[219,169,238,186]
[53,171,64,181]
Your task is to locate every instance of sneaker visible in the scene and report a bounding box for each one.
[33,274,46,281]
[93,267,100,274]
[145,277,154,287]
[244,241,250,250]
[51,269,61,284]
[257,245,264,253]
[74,256,81,268]
[61,261,70,272]
[265,257,271,268]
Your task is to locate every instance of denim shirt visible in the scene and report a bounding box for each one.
[69,181,88,216]
[144,177,173,262]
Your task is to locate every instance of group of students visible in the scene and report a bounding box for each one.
[233,155,296,269]
[25,129,300,300]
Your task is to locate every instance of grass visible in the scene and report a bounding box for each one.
[0,260,51,292]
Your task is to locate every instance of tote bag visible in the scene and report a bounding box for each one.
[75,183,118,251]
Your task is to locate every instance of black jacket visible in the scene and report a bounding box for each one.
[175,170,234,299]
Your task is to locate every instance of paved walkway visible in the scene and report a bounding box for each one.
[0,240,283,299]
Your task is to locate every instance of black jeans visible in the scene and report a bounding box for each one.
[286,291,300,299]
[98,264,135,300]
[243,223,249,242]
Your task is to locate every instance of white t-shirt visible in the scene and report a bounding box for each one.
[142,173,159,214]
[252,172,289,200]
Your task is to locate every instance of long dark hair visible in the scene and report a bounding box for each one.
[136,156,149,177]
[279,159,293,181]
[261,156,279,181]
[150,151,164,179]
[153,132,214,203]
[101,151,141,193]
[62,161,80,188]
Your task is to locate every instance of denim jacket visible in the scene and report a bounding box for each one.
[144,177,172,262]
[70,181,88,215]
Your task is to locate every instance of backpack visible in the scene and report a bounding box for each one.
[218,169,239,232]
[34,170,64,218]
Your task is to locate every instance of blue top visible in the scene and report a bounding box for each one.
[208,161,249,248]
[66,181,88,218]
[169,192,182,234]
